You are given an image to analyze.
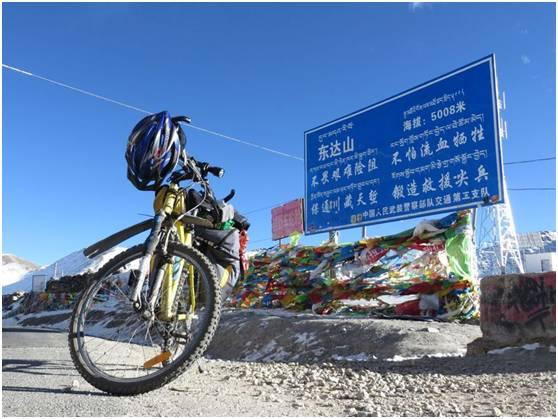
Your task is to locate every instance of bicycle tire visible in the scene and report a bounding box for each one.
[68,243,221,395]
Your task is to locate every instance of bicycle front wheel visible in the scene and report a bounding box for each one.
[68,243,221,395]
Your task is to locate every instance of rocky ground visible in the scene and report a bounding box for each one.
[4,307,483,362]
[2,328,555,417]
[197,348,556,417]
[2,308,556,417]
[208,309,482,362]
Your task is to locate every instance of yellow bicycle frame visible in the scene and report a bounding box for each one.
[142,179,234,369]
[153,184,196,322]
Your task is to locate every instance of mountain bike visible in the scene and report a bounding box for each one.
[68,115,236,395]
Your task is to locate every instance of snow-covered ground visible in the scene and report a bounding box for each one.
[1,247,127,295]
[1,262,37,289]
[2,308,73,329]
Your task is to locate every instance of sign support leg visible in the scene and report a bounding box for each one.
[328,231,339,280]
[329,230,339,245]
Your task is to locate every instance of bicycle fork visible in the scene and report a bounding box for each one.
[129,212,165,318]
[129,214,195,322]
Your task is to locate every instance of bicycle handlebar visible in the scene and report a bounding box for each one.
[204,163,225,178]
[171,115,191,124]
[167,117,232,202]
[223,189,235,203]
[170,157,225,186]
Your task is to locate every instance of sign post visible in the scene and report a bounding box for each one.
[271,199,305,242]
[304,55,504,235]
[328,230,339,245]
[32,275,47,293]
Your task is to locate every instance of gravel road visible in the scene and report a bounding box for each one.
[2,329,555,417]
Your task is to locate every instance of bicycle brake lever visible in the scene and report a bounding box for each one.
[223,189,235,203]
[172,116,191,124]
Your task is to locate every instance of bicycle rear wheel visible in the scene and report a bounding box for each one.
[68,243,221,395]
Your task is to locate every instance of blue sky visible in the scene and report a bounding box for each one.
[3,2,556,265]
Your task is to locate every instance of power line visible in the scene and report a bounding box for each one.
[508,187,555,191]
[5,64,556,218]
[2,63,303,161]
[250,237,274,244]
[242,202,286,215]
[504,157,555,165]
[5,64,555,167]
[2,64,152,114]
[186,124,303,161]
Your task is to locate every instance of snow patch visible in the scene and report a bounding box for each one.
[1,263,37,287]
[293,332,317,345]
[246,308,306,318]
[243,340,279,362]
[522,343,543,351]
[331,353,374,362]
[488,342,546,355]
[377,294,419,305]
[386,350,466,362]
[2,308,73,330]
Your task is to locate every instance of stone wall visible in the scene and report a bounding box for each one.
[478,271,556,348]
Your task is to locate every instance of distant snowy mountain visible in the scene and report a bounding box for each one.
[1,247,126,295]
[1,254,40,290]
[2,254,39,271]
[518,231,556,254]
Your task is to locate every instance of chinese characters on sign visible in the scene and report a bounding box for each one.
[272,199,304,240]
[304,55,503,234]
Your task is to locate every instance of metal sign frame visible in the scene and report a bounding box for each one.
[304,54,503,234]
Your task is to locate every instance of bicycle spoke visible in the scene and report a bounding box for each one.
[84,318,142,353]
[91,333,126,365]
[69,245,219,392]
[112,282,130,300]
[145,325,157,349]
[123,323,145,367]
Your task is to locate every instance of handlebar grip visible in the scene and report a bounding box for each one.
[207,166,225,178]
[223,189,236,203]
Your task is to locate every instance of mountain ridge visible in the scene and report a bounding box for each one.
[2,254,40,271]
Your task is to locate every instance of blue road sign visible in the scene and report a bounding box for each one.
[304,55,503,234]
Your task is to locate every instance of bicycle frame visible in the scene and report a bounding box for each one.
[83,155,234,324]
[129,182,197,322]
[71,115,243,388]
[157,184,196,322]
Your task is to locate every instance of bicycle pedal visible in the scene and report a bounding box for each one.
[143,351,172,369]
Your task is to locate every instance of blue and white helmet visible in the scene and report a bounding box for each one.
[125,111,186,191]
